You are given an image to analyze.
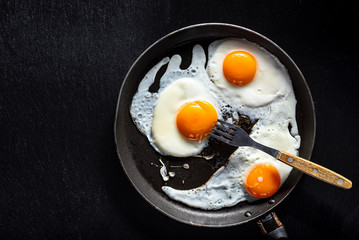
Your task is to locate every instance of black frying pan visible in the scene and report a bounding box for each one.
[114,23,316,228]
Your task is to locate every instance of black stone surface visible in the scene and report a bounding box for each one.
[1,1,358,239]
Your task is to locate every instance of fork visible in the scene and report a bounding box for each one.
[209,119,352,189]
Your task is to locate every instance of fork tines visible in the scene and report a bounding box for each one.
[217,119,240,131]
[209,119,237,144]
[209,131,232,145]
[211,126,233,140]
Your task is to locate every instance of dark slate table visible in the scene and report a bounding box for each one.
[1,1,358,239]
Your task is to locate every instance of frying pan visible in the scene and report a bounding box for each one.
[114,23,316,228]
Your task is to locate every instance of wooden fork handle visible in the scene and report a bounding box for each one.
[276,151,352,189]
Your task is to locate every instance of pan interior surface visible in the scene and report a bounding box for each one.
[114,23,316,227]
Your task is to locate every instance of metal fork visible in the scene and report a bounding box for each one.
[209,119,352,189]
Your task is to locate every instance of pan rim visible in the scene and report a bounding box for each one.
[114,23,316,227]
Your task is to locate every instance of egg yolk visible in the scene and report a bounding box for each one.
[223,51,257,86]
[176,100,218,141]
[244,163,281,199]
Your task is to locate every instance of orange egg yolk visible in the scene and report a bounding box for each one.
[223,50,257,86]
[176,100,218,141]
[245,163,281,199]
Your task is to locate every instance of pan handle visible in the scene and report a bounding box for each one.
[256,212,289,239]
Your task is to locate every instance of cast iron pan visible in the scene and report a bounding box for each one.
[114,23,316,227]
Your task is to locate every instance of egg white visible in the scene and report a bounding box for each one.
[130,38,301,210]
[207,38,292,110]
[162,38,301,210]
[130,45,225,157]
[152,78,219,157]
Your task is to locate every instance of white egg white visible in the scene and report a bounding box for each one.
[130,45,225,157]
[152,77,219,157]
[162,38,301,210]
[130,38,301,210]
[207,38,293,110]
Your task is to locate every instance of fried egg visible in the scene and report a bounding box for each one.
[130,45,224,157]
[161,38,301,210]
[152,78,219,157]
[207,38,293,111]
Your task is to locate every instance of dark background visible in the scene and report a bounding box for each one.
[1,0,358,239]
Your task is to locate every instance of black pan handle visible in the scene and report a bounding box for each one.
[256,212,289,239]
